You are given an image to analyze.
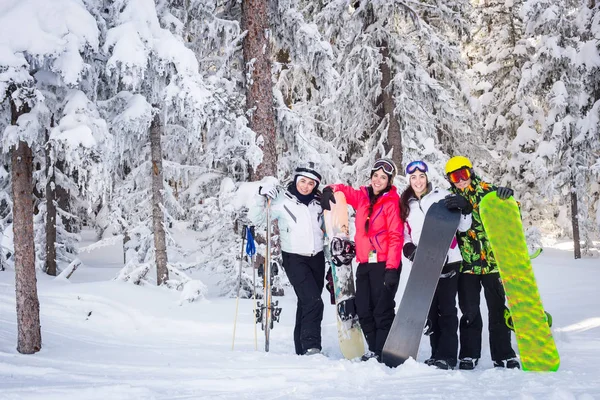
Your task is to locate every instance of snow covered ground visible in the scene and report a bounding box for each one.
[1,236,599,399]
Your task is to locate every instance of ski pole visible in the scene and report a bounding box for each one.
[264,199,274,352]
[231,224,247,350]
[252,252,258,350]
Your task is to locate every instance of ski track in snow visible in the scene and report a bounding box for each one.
[0,244,599,399]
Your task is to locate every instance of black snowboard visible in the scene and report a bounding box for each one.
[382,201,461,368]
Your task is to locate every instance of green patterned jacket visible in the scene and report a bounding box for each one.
[449,175,499,274]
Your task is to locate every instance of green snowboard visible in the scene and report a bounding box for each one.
[480,192,559,372]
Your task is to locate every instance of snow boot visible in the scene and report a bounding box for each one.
[434,359,453,370]
[360,351,380,362]
[304,348,321,356]
[458,357,478,370]
[494,358,520,369]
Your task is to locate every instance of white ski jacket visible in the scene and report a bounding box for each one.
[404,186,471,264]
[247,186,324,256]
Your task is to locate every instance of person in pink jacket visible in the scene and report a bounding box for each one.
[321,158,404,362]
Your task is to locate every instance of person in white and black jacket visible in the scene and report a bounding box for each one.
[247,165,325,356]
[399,160,472,370]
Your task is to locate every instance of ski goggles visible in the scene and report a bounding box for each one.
[294,167,321,185]
[447,168,472,183]
[371,159,395,175]
[405,160,428,175]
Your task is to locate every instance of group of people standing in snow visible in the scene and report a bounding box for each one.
[247,156,520,370]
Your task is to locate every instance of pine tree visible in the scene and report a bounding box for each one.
[313,0,473,185]
[33,86,112,276]
[0,0,102,354]
[576,0,600,248]
[269,0,342,182]
[465,0,545,228]
[96,0,216,286]
[519,0,600,256]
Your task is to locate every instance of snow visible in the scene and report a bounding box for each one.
[0,0,98,85]
[0,45,27,68]
[51,123,96,148]
[104,22,151,87]
[471,62,488,75]
[421,137,436,156]
[103,0,201,90]
[536,140,557,158]
[579,40,600,70]
[112,93,153,125]
[511,123,538,151]
[1,236,599,399]
[50,90,109,150]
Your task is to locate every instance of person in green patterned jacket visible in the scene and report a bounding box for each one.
[445,156,519,371]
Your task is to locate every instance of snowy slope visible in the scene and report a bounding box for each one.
[0,240,599,399]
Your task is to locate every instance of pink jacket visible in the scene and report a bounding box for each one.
[330,184,404,270]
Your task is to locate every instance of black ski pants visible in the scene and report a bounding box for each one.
[458,272,516,362]
[282,251,325,355]
[427,262,459,367]
[355,262,398,356]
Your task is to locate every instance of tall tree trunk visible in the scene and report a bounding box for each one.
[570,176,581,259]
[377,41,403,169]
[45,119,57,276]
[242,0,277,179]
[242,0,282,294]
[123,233,130,265]
[10,97,42,354]
[54,163,72,234]
[150,110,169,285]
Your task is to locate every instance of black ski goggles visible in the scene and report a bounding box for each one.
[371,159,395,175]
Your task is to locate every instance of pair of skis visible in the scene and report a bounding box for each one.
[232,201,281,353]
[254,200,283,352]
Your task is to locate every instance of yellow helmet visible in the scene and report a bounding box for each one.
[445,156,472,174]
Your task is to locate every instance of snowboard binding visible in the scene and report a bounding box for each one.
[255,300,282,330]
[337,298,357,321]
[257,262,278,279]
[331,237,356,266]
[257,262,282,296]
[504,306,553,331]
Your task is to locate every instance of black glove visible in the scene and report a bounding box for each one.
[497,186,514,200]
[403,242,417,261]
[444,194,473,215]
[325,267,335,305]
[423,318,434,336]
[321,186,336,211]
[384,268,400,292]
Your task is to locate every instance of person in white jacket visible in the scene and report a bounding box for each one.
[247,165,325,356]
[399,160,472,370]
